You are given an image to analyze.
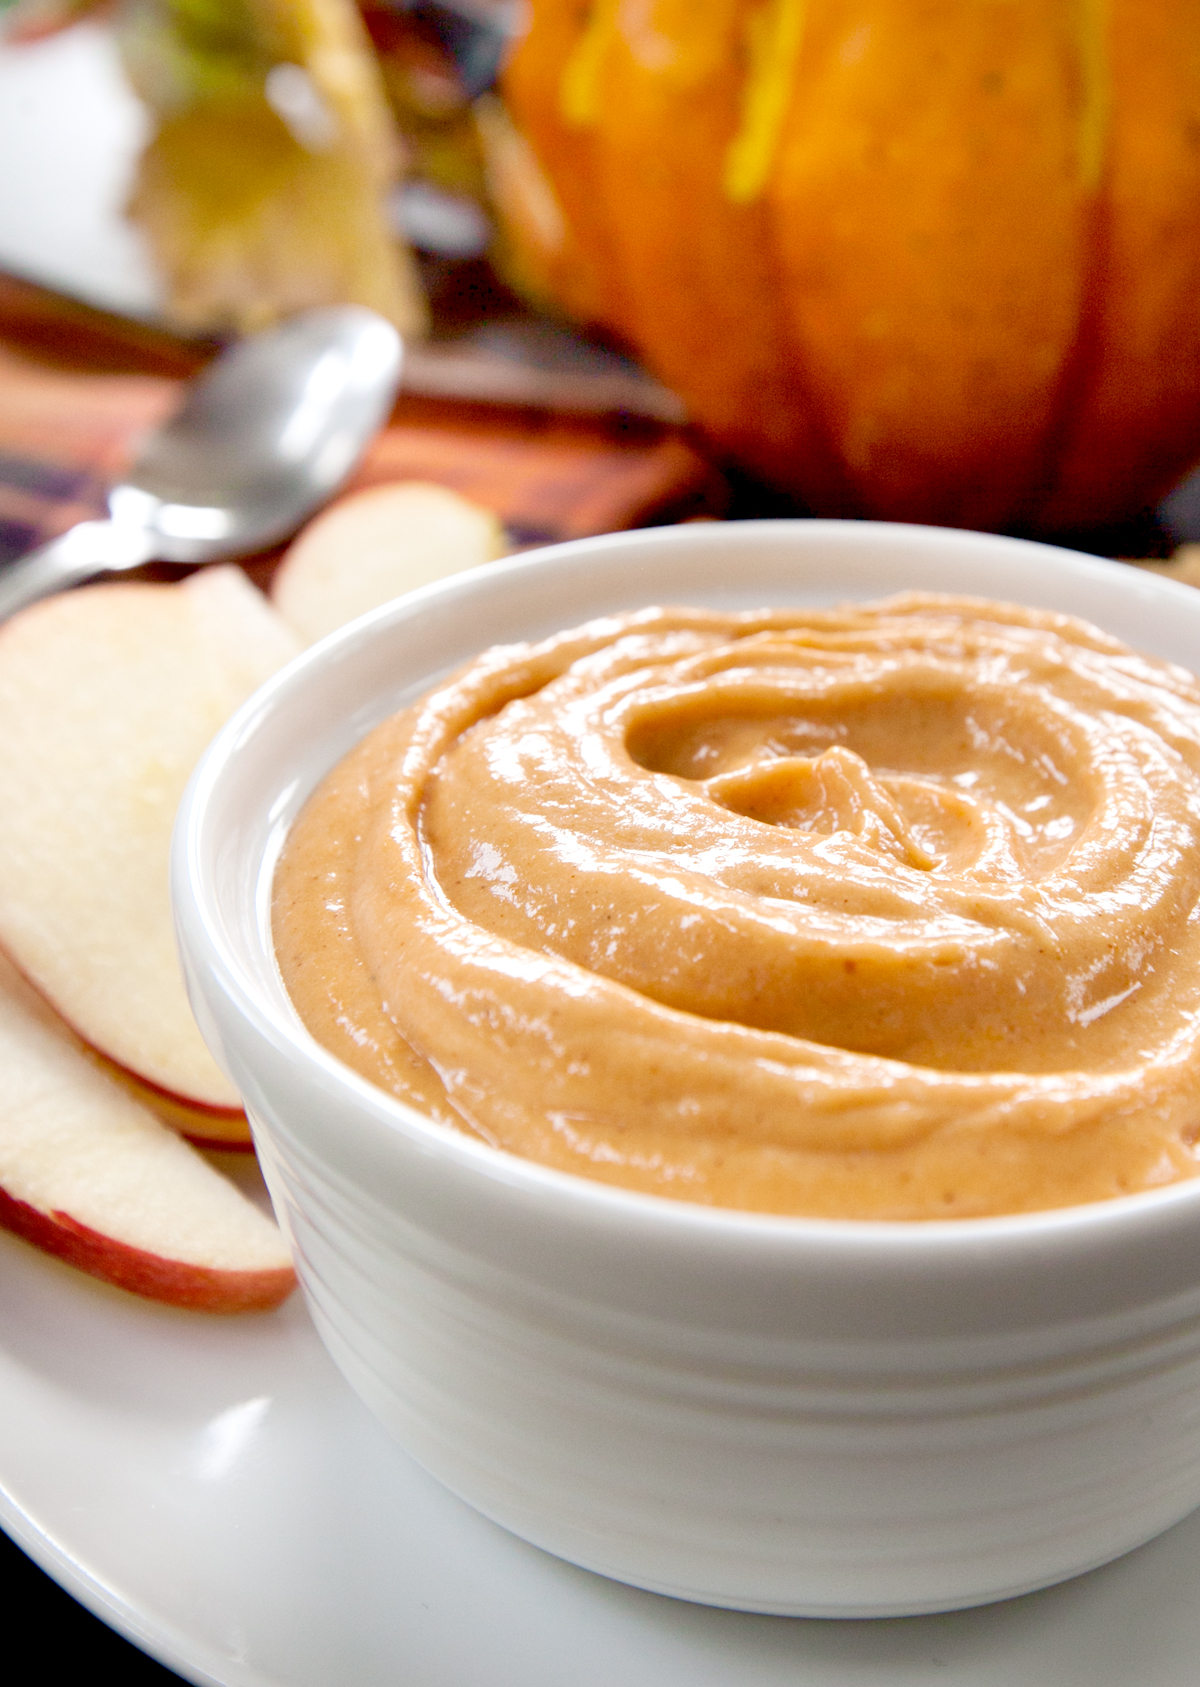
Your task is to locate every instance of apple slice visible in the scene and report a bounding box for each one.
[0,568,301,1142]
[77,1046,256,1150]
[271,480,508,644]
[0,949,294,1312]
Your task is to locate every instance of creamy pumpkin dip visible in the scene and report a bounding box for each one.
[273,595,1200,1220]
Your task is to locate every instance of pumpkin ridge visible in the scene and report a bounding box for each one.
[1012,189,1112,534]
[1077,0,1111,193]
[559,0,621,128]
[723,0,808,205]
[1013,8,1114,532]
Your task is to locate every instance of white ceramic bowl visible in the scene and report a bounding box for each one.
[173,520,1200,1618]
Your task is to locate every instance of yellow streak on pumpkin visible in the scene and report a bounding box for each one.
[722,0,807,204]
[559,0,623,128]
[1076,0,1110,193]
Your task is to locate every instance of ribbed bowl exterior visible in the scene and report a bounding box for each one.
[174,522,1200,1615]
[243,1088,1200,1616]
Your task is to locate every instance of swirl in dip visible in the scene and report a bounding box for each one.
[273,594,1200,1220]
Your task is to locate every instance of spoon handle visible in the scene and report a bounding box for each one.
[0,521,157,623]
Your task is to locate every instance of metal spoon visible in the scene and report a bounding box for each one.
[0,305,403,623]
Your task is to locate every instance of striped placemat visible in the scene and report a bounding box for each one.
[0,273,727,570]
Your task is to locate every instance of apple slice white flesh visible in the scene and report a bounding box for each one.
[0,568,300,1136]
[0,949,294,1312]
[271,480,508,644]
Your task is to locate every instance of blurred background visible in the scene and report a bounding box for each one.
[4,0,1200,560]
[4,4,1200,1678]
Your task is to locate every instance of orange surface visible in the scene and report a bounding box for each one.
[503,0,1200,532]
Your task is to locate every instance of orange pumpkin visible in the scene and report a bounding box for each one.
[499,1,1200,532]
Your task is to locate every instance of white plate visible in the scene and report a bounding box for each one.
[4,1184,1200,1687]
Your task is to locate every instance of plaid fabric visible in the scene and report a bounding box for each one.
[0,274,725,572]
[0,452,105,564]
[0,420,719,563]
[0,313,181,566]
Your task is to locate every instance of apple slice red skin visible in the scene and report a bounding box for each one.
[0,941,254,1150]
[0,944,295,1313]
[92,1050,254,1150]
[0,1183,295,1313]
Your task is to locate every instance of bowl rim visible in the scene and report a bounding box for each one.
[175,517,1200,1263]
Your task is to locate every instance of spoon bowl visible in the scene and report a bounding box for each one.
[0,306,403,618]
